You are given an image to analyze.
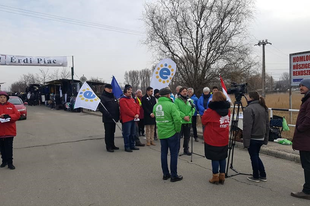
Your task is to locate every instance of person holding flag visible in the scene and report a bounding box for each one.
[98,84,120,153]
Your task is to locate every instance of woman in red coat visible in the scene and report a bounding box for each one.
[0,91,20,170]
[201,91,230,184]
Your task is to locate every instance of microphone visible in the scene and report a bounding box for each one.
[187,98,195,108]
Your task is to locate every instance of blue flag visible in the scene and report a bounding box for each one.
[111,76,123,99]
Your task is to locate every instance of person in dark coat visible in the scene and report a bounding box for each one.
[201,91,230,184]
[98,84,120,152]
[142,87,157,146]
[243,91,269,183]
[291,79,310,200]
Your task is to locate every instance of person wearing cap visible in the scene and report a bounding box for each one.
[153,88,183,182]
[197,87,213,116]
[197,87,213,133]
[154,89,160,101]
[98,84,120,153]
[119,85,140,152]
[291,79,310,200]
[0,91,20,170]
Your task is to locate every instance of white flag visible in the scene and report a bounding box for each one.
[74,82,100,111]
[150,58,177,90]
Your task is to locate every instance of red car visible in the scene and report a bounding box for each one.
[8,96,27,120]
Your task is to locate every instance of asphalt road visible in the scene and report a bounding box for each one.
[0,106,308,206]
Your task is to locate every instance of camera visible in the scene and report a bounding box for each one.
[227,82,247,102]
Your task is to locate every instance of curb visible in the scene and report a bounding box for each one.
[82,109,301,163]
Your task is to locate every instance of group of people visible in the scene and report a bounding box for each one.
[1,78,309,200]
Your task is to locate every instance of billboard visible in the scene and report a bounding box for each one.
[290,51,310,86]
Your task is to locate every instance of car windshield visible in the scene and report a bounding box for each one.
[8,98,23,105]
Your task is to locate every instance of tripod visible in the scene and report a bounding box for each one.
[225,98,250,177]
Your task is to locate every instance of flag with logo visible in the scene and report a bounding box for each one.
[74,82,101,111]
[220,76,232,103]
[111,76,123,99]
[150,58,177,90]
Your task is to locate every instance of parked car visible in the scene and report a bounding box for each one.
[8,96,27,120]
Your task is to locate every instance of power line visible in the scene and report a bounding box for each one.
[0,4,144,35]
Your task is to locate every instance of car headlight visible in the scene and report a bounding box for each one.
[18,109,26,111]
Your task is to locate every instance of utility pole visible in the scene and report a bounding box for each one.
[255,39,272,98]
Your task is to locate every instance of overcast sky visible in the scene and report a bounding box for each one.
[1,0,310,91]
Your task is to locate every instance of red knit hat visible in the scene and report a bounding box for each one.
[0,91,9,100]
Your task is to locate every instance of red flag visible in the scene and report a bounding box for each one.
[220,76,232,102]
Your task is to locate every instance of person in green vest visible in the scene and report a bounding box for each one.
[174,87,196,155]
[153,88,183,182]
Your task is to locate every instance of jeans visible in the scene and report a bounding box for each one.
[160,133,180,178]
[211,159,226,174]
[300,151,310,194]
[104,122,116,149]
[191,116,198,139]
[248,139,266,179]
[122,120,136,149]
[180,124,191,152]
[0,137,14,164]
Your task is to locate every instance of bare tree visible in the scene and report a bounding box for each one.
[49,69,60,80]
[275,72,290,92]
[124,70,141,92]
[60,68,71,79]
[144,0,255,94]
[10,81,28,93]
[38,68,50,84]
[140,69,152,92]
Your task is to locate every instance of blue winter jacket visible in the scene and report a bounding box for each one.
[189,94,199,116]
[197,94,213,116]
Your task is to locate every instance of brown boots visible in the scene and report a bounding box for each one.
[209,173,225,185]
[219,173,225,184]
[209,173,219,184]
[146,141,156,146]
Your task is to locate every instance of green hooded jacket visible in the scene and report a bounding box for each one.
[153,97,182,139]
[174,97,195,124]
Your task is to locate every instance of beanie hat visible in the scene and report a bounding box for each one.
[104,84,113,89]
[299,79,310,90]
[154,89,159,94]
[0,91,9,100]
[159,88,171,95]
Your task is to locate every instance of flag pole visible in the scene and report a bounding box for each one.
[99,102,122,131]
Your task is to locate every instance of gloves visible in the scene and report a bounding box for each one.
[3,114,11,119]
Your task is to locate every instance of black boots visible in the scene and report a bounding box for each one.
[8,164,15,170]
[1,162,15,170]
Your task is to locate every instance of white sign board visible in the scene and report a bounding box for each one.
[0,54,67,67]
[290,51,310,86]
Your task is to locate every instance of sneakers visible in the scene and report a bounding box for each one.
[259,177,267,182]
[291,191,310,200]
[247,176,260,183]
